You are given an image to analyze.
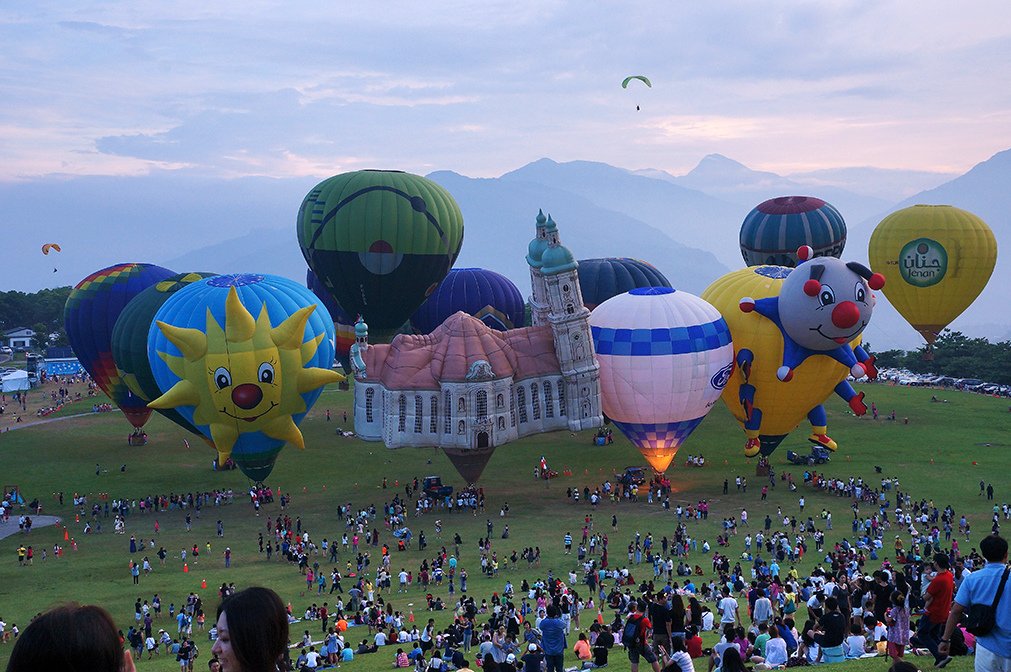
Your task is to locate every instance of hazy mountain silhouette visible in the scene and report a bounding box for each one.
[3,151,1007,349]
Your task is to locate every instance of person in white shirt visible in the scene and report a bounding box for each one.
[718,587,740,626]
[305,646,321,669]
[844,624,866,658]
[659,637,694,672]
[762,630,789,669]
[375,631,388,647]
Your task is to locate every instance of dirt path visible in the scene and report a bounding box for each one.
[3,412,96,432]
[0,515,63,541]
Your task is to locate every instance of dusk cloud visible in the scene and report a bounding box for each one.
[2,1,1011,180]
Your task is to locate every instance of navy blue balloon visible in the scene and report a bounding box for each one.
[739,196,847,267]
[410,268,525,334]
[576,258,672,310]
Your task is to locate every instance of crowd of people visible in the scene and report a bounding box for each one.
[3,407,1011,672]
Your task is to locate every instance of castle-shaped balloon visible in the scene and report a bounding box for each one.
[352,211,603,483]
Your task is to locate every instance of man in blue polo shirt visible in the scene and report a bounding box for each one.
[939,534,1010,671]
[539,605,567,672]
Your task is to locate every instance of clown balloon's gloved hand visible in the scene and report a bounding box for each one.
[849,392,867,415]
[862,355,878,380]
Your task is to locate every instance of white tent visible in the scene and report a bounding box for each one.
[1,369,30,393]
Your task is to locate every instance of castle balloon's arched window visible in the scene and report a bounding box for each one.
[477,390,488,419]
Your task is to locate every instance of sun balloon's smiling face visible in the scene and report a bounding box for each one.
[150,286,343,462]
[204,344,283,427]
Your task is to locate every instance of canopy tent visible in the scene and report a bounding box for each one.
[1,369,30,392]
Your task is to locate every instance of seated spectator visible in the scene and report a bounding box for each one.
[845,623,867,658]
[6,603,136,672]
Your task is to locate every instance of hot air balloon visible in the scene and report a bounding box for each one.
[702,248,883,457]
[64,263,177,429]
[868,205,997,346]
[306,269,355,373]
[577,258,672,311]
[739,196,847,268]
[589,287,734,473]
[111,272,217,438]
[411,268,525,334]
[147,274,343,482]
[297,170,465,343]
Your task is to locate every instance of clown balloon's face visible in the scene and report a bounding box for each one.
[779,256,877,352]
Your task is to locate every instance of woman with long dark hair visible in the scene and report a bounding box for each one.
[210,586,288,672]
[6,604,135,672]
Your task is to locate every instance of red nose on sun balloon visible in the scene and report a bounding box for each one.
[231,383,263,410]
[868,273,885,290]
[804,279,821,297]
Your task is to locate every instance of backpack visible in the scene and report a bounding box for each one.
[622,615,644,648]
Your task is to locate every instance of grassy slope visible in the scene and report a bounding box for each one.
[1,381,1008,672]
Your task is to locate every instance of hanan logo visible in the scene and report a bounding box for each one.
[711,362,734,390]
[898,238,947,287]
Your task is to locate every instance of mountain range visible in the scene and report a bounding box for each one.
[2,150,1006,350]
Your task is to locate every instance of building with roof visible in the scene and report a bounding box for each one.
[352,211,602,481]
[4,327,35,350]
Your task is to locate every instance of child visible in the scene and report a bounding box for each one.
[885,591,910,664]
[845,623,867,658]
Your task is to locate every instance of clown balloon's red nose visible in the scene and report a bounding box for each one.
[832,301,860,329]
[231,383,263,410]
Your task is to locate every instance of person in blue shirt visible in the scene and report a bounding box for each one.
[939,534,1010,670]
[538,605,568,672]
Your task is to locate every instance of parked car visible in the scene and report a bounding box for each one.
[616,466,648,486]
[422,476,453,499]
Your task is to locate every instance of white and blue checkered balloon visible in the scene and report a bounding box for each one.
[589,287,734,473]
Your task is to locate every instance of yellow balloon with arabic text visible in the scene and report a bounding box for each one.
[868,205,996,345]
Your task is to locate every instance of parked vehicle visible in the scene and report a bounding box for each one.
[422,476,453,498]
[616,466,648,486]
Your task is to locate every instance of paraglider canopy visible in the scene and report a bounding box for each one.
[42,243,62,255]
[621,75,652,88]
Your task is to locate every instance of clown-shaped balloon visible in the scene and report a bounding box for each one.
[703,247,885,457]
[148,274,343,481]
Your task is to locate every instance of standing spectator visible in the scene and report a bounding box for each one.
[940,534,1010,670]
[885,591,910,666]
[625,600,660,672]
[539,605,567,672]
[917,553,954,667]
[718,587,741,628]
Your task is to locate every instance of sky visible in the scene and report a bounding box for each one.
[4,1,1011,183]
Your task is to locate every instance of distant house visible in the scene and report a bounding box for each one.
[4,327,35,350]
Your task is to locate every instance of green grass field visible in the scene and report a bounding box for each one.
[1,380,1008,672]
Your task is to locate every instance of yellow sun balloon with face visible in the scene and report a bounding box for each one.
[150,286,343,466]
